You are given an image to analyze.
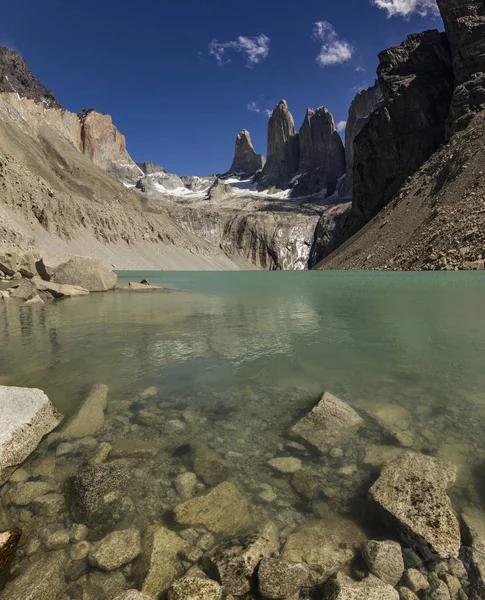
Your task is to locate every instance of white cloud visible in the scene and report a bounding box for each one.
[371,0,439,18]
[209,34,270,68]
[336,120,347,133]
[247,101,272,117]
[313,22,354,67]
[356,66,366,73]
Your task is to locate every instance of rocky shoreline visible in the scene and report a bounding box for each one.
[1,383,485,600]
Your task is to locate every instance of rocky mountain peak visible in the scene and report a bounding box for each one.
[137,161,167,175]
[258,100,299,190]
[0,46,62,109]
[228,129,265,178]
[297,105,345,195]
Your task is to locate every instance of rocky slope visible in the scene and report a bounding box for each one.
[0,92,248,270]
[0,47,61,109]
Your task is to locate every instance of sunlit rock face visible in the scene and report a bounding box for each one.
[437,0,485,132]
[78,109,143,186]
[227,129,265,178]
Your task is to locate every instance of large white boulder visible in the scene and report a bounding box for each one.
[36,255,117,292]
[0,386,62,485]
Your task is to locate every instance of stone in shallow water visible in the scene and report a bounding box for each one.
[113,592,156,600]
[0,385,62,485]
[1,550,68,599]
[324,573,399,599]
[174,472,197,499]
[268,457,302,474]
[291,467,326,500]
[204,521,279,595]
[192,442,229,486]
[360,402,415,448]
[402,568,429,593]
[59,384,108,439]
[89,529,141,571]
[135,526,188,597]
[10,481,54,506]
[361,540,404,586]
[281,515,365,586]
[258,557,309,599]
[173,482,250,535]
[168,576,223,600]
[44,529,70,550]
[369,452,460,559]
[290,392,363,453]
[0,528,21,589]
[363,445,405,467]
[36,254,117,292]
[110,438,160,459]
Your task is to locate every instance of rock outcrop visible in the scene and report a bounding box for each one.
[437,0,485,132]
[0,386,62,485]
[258,100,299,190]
[36,255,117,291]
[136,160,186,194]
[227,129,265,177]
[0,47,61,108]
[339,82,383,200]
[78,109,143,186]
[352,30,454,225]
[293,107,345,197]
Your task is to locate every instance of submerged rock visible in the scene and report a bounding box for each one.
[258,557,309,599]
[204,521,279,595]
[59,384,108,439]
[113,592,153,600]
[281,515,365,586]
[361,540,404,586]
[68,460,131,530]
[168,576,223,600]
[1,550,68,599]
[290,392,363,453]
[0,385,62,485]
[192,442,229,486]
[88,529,141,571]
[369,452,460,559]
[324,572,399,599]
[268,457,302,474]
[135,525,188,597]
[173,482,250,535]
[36,254,117,292]
[0,529,21,589]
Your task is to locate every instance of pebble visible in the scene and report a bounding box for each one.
[329,447,343,458]
[56,443,74,457]
[70,523,89,543]
[70,541,91,561]
[9,469,30,483]
[258,489,278,503]
[268,457,302,474]
[174,472,197,499]
[44,529,70,550]
[166,420,185,433]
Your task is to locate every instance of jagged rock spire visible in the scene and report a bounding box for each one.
[258,100,299,189]
[228,129,265,177]
[297,106,345,192]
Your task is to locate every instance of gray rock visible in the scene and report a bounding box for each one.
[259,100,299,190]
[0,529,21,589]
[44,529,70,550]
[227,129,265,178]
[10,481,54,506]
[36,254,117,292]
[0,385,62,485]
[135,526,188,597]
[174,472,197,499]
[89,529,141,571]
[1,550,68,599]
[70,541,91,561]
[31,492,65,517]
[173,482,251,535]
[59,384,108,439]
[168,576,223,600]
[113,592,153,600]
[290,392,363,454]
[268,457,302,474]
[68,461,131,530]
[324,573,399,599]
[402,568,430,593]
[70,523,89,543]
[281,515,365,586]
[258,557,309,599]
[423,578,451,600]
[88,569,127,599]
[361,540,404,586]
[204,522,279,595]
[8,277,89,300]
[369,452,460,558]
[397,588,420,600]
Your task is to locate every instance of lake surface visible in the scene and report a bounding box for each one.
[1,271,485,595]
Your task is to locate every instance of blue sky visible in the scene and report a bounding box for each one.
[2,0,442,176]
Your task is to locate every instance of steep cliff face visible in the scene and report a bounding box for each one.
[227,129,265,177]
[78,109,143,186]
[352,30,454,225]
[0,47,61,109]
[339,83,383,200]
[292,107,345,198]
[437,0,485,132]
[258,100,299,190]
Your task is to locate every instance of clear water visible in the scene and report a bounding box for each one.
[1,271,485,593]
